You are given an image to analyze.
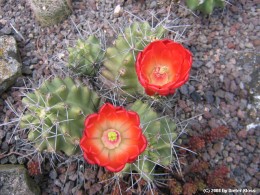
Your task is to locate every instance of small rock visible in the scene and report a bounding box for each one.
[188,85,195,94]
[113,5,122,17]
[202,152,210,161]
[49,170,57,179]
[0,129,5,139]
[237,129,247,138]
[204,91,214,104]
[180,85,189,95]
[178,99,187,109]
[225,92,234,103]
[227,42,236,49]
[252,39,260,47]
[8,154,17,164]
[208,148,216,158]
[192,60,203,68]
[64,181,74,194]
[0,26,12,35]
[247,167,257,176]
[208,118,218,129]
[237,109,245,119]
[226,156,233,162]
[213,142,223,154]
[235,145,243,151]
[248,178,258,187]
[190,91,201,103]
[215,89,225,98]
[233,167,243,176]
[230,80,237,92]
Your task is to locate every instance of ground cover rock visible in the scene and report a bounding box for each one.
[0,164,40,195]
[0,35,21,95]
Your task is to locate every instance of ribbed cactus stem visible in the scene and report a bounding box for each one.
[101,22,167,98]
[186,0,225,14]
[120,100,177,182]
[68,35,104,76]
[21,77,102,155]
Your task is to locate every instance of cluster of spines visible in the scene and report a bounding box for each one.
[120,100,177,182]
[68,35,104,76]
[20,77,101,155]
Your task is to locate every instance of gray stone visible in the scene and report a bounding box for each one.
[49,170,57,179]
[180,85,189,95]
[0,36,22,95]
[0,165,40,195]
[204,91,215,104]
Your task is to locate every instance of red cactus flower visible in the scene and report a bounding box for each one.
[80,103,147,172]
[135,39,192,96]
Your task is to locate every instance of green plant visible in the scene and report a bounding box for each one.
[20,77,102,155]
[121,100,177,182]
[68,35,104,76]
[101,22,167,97]
[185,0,225,14]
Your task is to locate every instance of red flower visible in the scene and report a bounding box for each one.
[80,103,147,172]
[135,39,192,96]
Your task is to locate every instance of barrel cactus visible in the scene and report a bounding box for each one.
[20,77,102,155]
[101,22,167,97]
[68,35,104,76]
[122,100,177,182]
[185,0,225,14]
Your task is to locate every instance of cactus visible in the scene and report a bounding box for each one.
[20,77,102,155]
[101,22,167,97]
[121,100,177,182]
[68,35,104,76]
[185,0,225,14]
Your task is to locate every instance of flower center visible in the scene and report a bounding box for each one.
[155,66,168,75]
[101,129,121,149]
[108,131,118,141]
[149,66,169,86]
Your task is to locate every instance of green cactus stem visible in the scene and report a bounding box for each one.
[185,0,225,14]
[121,100,177,182]
[101,22,167,97]
[68,35,104,76]
[20,77,102,155]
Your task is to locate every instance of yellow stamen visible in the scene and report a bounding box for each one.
[158,66,168,74]
[108,131,117,141]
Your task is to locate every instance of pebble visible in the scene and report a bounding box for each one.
[235,145,243,151]
[204,91,214,104]
[49,170,57,179]
[237,129,247,139]
[190,91,201,103]
[213,142,223,154]
[226,157,233,163]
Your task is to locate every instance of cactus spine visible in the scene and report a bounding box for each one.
[20,77,102,155]
[121,100,177,182]
[101,22,167,97]
[68,35,104,76]
[185,0,225,14]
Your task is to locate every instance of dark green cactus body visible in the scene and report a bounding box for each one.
[186,0,225,14]
[101,22,166,97]
[68,35,104,76]
[20,77,101,155]
[122,100,177,181]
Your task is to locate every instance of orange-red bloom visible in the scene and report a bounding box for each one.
[136,39,192,96]
[80,103,147,172]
